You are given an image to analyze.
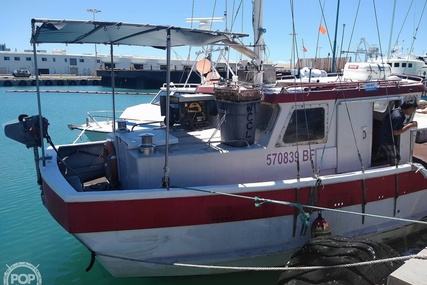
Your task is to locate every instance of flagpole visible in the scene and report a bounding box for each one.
[302,39,306,62]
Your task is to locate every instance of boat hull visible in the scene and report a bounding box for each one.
[40,158,427,277]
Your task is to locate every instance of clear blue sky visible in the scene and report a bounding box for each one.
[1,0,426,63]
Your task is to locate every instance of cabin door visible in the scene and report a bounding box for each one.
[337,101,373,173]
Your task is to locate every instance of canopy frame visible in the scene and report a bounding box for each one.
[30,18,248,189]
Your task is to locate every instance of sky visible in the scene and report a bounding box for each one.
[1,0,426,64]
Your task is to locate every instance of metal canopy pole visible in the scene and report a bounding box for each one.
[162,28,171,190]
[31,22,45,169]
[110,44,116,132]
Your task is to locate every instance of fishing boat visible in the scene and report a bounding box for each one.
[4,11,427,278]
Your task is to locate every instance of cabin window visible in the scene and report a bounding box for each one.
[4,56,10,61]
[282,107,325,144]
[402,63,407,68]
[14,57,20,61]
[408,63,412,68]
[26,57,31,61]
[79,59,84,63]
[69,58,77,66]
[394,63,399,67]
[257,103,277,132]
[42,58,47,62]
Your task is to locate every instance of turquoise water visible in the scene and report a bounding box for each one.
[0,86,282,284]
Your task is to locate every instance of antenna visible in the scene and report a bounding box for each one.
[185,17,225,30]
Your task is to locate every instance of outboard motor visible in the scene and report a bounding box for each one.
[4,114,49,186]
[4,114,49,148]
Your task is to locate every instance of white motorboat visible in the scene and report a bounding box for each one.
[68,83,199,141]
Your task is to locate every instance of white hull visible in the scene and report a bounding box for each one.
[40,150,427,276]
[72,193,427,277]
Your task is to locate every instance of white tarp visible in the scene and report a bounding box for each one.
[30,19,248,48]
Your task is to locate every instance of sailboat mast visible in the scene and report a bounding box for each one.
[387,0,397,59]
[252,0,265,85]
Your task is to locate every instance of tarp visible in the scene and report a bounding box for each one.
[31,19,248,48]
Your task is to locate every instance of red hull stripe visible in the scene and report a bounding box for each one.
[42,171,426,234]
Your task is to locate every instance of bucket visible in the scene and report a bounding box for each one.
[217,100,260,146]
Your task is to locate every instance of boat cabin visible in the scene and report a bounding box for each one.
[53,75,424,192]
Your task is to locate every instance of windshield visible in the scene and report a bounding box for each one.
[150,90,167,105]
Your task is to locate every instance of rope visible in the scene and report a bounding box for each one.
[173,254,427,271]
[92,250,427,272]
[176,185,427,226]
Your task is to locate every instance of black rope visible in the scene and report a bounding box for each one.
[85,251,96,272]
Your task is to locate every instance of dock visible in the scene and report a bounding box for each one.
[388,247,427,284]
[5,89,154,95]
[413,141,427,168]
[0,75,101,87]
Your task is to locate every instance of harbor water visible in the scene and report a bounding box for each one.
[1,85,426,284]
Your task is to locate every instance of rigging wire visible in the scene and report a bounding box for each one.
[406,0,427,58]
[317,0,333,58]
[372,0,385,63]
[392,0,414,54]
[229,0,244,32]
[342,0,361,62]
[209,0,218,30]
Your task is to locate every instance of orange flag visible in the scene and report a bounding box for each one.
[302,45,307,52]
[319,24,327,35]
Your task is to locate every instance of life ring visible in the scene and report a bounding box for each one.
[103,141,118,188]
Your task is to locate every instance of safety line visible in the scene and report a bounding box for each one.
[93,251,427,272]
[176,185,427,225]
[173,254,427,271]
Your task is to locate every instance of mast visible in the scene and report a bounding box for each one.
[331,0,340,73]
[387,0,397,59]
[252,0,265,85]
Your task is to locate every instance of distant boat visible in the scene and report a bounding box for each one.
[12,68,31,77]
[376,55,427,78]
[68,83,199,142]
